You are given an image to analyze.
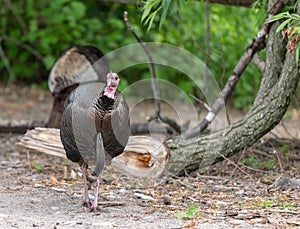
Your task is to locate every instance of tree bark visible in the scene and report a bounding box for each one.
[254,0,287,105]
[167,0,299,175]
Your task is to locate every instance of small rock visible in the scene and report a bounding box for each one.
[0,213,8,218]
[92,222,114,227]
[9,186,22,191]
[73,193,82,199]
[235,189,245,195]
[51,206,60,211]
[31,174,44,180]
[30,198,41,204]
[134,193,154,201]
[33,183,46,188]
[271,176,300,190]
[229,219,246,225]
[88,194,95,200]
[51,187,66,192]
[70,170,77,180]
[163,197,171,205]
[118,188,128,194]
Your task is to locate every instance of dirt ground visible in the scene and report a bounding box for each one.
[0,84,299,229]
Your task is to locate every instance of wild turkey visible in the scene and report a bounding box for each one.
[60,72,130,211]
[47,45,109,128]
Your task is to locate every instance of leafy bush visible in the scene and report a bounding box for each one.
[0,0,267,109]
[0,0,136,84]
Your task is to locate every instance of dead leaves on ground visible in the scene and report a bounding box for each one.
[1,133,299,228]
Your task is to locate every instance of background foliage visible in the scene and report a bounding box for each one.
[0,0,267,109]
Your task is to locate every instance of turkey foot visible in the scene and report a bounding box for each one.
[82,199,93,209]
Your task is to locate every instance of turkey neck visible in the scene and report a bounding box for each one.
[93,92,115,132]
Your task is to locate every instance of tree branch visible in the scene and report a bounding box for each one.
[0,42,15,83]
[123,11,161,118]
[252,53,266,73]
[3,0,28,35]
[168,51,299,175]
[1,35,44,62]
[181,0,288,139]
[204,0,210,95]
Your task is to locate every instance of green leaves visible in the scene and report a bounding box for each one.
[141,0,162,30]
[241,156,275,169]
[1,0,115,84]
[175,203,199,219]
[32,161,42,173]
[275,18,292,33]
[70,1,86,18]
[142,0,185,30]
[268,11,300,64]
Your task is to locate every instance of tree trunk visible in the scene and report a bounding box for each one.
[167,1,300,176]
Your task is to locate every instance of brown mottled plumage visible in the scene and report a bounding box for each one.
[47,45,109,128]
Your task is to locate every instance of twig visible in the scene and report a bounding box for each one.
[237,162,271,174]
[181,0,288,139]
[189,93,224,126]
[252,53,266,72]
[123,11,161,118]
[248,208,300,214]
[26,150,32,170]
[196,174,231,182]
[0,3,15,83]
[218,34,227,89]
[189,93,211,112]
[1,4,7,36]
[1,35,44,62]
[280,120,294,139]
[217,150,255,182]
[275,150,284,174]
[0,43,15,83]
[217,34,231,125]
[3,0,28,35]
[230,147,246,178]
[269,130,282,139]
[251,148,274,159]
[204,0,210,95]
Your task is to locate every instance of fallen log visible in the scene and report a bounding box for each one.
[0,120,46,134]
[17,127,170,179]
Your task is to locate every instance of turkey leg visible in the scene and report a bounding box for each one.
[82,165,92,208]
[89,132,106,212]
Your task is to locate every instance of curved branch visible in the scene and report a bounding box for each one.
[168,51,299,175]
[181,0,288,139]
[252,53,266,73]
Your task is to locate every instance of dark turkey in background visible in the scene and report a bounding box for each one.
[47,45,109,128]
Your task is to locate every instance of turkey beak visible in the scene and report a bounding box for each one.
[107,79,112,87]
